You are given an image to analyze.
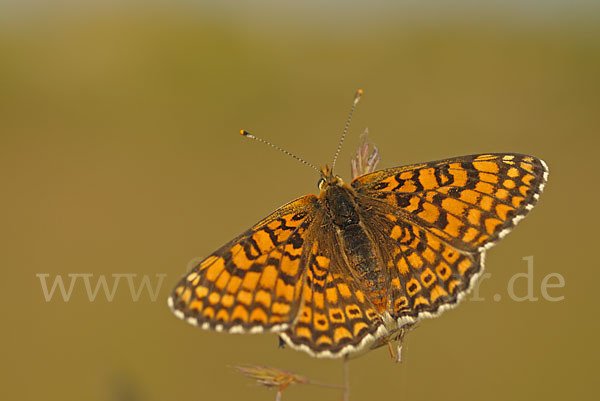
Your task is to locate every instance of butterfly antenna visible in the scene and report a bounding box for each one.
[240,130,320,172]
[331,89,363,173]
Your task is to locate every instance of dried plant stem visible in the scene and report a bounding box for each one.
[342,355,350,401]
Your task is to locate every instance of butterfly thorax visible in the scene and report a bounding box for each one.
[319,177,389,313]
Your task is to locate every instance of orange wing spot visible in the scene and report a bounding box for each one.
[407,252,424,270]
[226,276,242,294]
[474,154,496,160]
[255,290,271,308]
[399,171,415,180]
[444,214,464,238]
[269,314,284,323]
[473,160,499,173]
[430,285,448,302]
[425,233,442,251]
[448,280,462,294]
[280,257,299,278]
[283,243,302,258]
[420,268,436,288]
[216,308,229,322]
[189,300,204,312]
[302,284,313,302]
[442,248,460,264]
[512,196,525,208]
[346,305,363,318]
[522,173,536,186]
[520,162,535,173]
[352,321,369,336]
[313,291,325,309]
[479,195,494,211]
[503,155,515,161]
[252,229,275,253]
[519,185,529,196]
[236,290,253,306]
[442,197,468,217]
[275,279,296,302]
[404,196,421,213]
[448,164,468,186]
[242,271,260,291]
[503,179,516,189]
[334,327,353,343]
[328,307,345,323]
[458,258,472,275]
[390,225,402,240]
[272,302,290,315]
[231,305,249,322]
[186,272,198,282]
[479,172,499,184]
[459,189,481,205]
[208,292,220,305]
[496,203,514,221]
[298,306,312,324]
[365,309,379,320]
[337,283,352,298]
[259,265,278,289]
[249,308,268,324]
[175,285,184,296]
[386,214,398,222]
[414,296,430,307]
[507,167,520,177]
[440,173,449,184]
[397,257,410,274]
[391,277,401,289]
[485,218,503,235]
[180,288,192,304]
[326,287,339,304]
[232,246,253,271]
[463,227,479,243]
[191,276,201,286]
[475,181,495,195]
[421,247,436,264]
[221,294,234,308]
[296,326,312,340]
[205,258,225,281]
[314,312,329,331]
[316,335,333,346]
[467,208,482,226]
[195,286,209,299]
[203,306,215,319]
[418,202,441,224]
[476,233,490,244]
[199,255,219,271]
[267,220,281,230]
[418,167,439,190]
[496,188,510,200]
[394,296,409,311]
[215,270,231,290]
[315,255,330,268]
[355,289,366,303]
[436,261,451,281]
[406,279,421,296]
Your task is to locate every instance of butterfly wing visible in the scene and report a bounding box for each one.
[168,195,318,333]
[352,153,548,325]
[278,219,388,357]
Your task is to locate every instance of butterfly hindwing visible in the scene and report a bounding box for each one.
[279,230,387,357]
[168,195,318,333]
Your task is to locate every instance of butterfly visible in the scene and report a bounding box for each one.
[168,91,548,358]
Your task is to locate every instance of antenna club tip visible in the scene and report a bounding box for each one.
[353,89,363,105]
[240,129,248,136]
[358,89,363,95]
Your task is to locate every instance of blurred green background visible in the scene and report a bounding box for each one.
[2,1,599,400]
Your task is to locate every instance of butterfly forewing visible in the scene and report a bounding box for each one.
[169,195,318,333]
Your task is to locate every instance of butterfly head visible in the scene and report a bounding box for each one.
[318,164,343,191]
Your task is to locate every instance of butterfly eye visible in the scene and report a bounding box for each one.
[317,178,325,190]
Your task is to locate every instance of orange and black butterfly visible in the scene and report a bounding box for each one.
[168,90,548,358]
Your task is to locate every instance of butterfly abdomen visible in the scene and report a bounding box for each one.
[322,183,388,313]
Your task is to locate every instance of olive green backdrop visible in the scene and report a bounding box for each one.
[2,1,598,400]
